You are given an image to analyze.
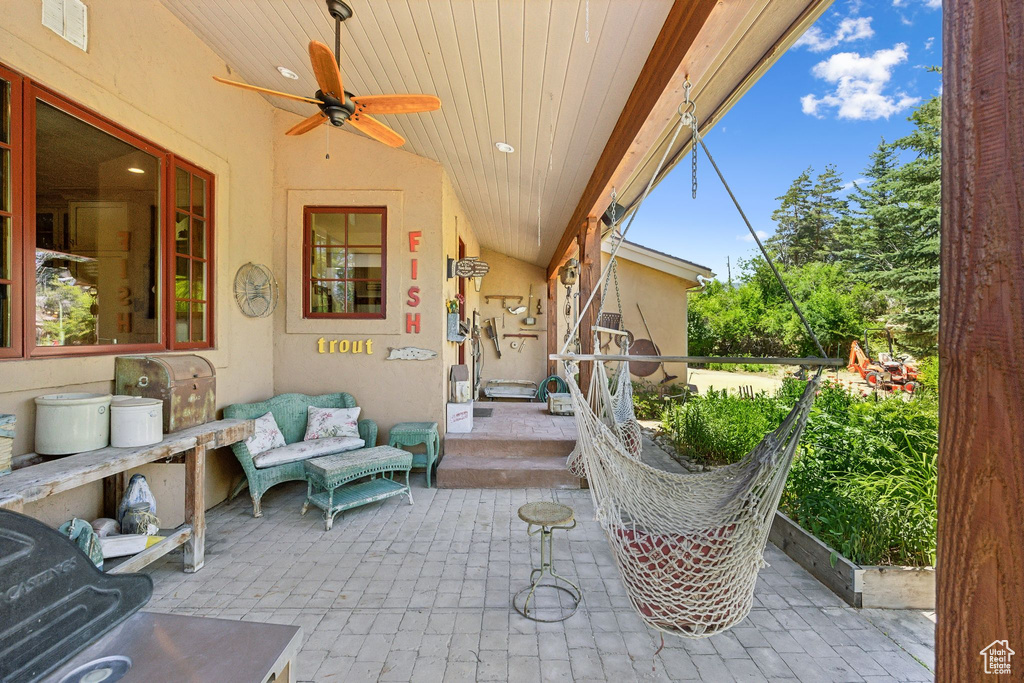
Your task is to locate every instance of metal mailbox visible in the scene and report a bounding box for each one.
[114,355,216,433]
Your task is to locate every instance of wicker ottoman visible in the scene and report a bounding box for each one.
[301,446,413,530]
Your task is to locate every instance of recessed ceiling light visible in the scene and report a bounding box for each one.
[277,66,300,80]
[127,167,145,174]
[495,142,515,154]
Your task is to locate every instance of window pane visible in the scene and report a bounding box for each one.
[0,79,8,144]
[309,280,349,314]
[310,246,346,279]
[175,300,189,343]
[35,101,161,347]
[191,217,205,258]
[0,284,9,347]
[175,212,189,255]
[175,167,189,212]
[348,212,382,246]
[309,212,346,246]
[191,301,206,342]
[0,148,8,213]
[0,215,8,280]
[348,247,381,279]
[191,260,206,300]
[351,280,382,313]
[175,256,190,299]
[191,174,205,217]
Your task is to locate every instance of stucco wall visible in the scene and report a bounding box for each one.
[271,110,479,439]
[476,249,549,388]
[0,0,277,526]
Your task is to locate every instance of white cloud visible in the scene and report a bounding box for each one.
[738,230,769,242]
[801,43,920,120]
[795,16,875,52]
[841,178,870,191]
[893,0,942,8]
[924,36,935,51]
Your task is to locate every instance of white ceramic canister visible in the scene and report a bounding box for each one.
[34,393,112,455]
[110,396,164,448]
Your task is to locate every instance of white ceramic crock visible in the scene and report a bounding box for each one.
[110,396,164,448]
[34,393,112,455]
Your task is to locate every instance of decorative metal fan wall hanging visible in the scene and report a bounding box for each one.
[233,262,279,318]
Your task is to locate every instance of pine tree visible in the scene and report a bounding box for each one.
[807,164,849,262]
[768,168,812,266]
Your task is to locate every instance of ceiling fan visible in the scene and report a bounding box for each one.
[212,0,440,147]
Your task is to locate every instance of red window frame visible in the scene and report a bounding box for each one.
[167,158,215,350]
[0,60,216,360]
[302,206,387,320]
[0,64,23,359]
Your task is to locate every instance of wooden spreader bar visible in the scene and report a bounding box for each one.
[550,353,845,367]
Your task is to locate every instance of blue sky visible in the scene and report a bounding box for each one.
[626,0,943,281]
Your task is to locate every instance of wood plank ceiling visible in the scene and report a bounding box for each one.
[158,0,673,266]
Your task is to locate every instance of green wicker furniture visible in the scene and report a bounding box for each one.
[224,392,378,518]
[301,446,413,530]
[388,421,441,487]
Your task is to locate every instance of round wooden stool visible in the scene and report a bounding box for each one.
[513,501,581,622]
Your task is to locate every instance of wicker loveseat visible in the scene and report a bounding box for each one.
[224,392,378,517]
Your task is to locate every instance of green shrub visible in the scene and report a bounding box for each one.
[631,381,689,421]
[661,378,938,566]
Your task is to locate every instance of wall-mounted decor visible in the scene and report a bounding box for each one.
[386,347,437,361]
[447,256,490,279]
[316,338,374,354]
[407,231,422,334]
[234,262,279,318]
[446,295,467,342]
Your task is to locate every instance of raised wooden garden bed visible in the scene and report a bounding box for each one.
[769,511,935,609]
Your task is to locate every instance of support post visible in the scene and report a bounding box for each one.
[938,1,1024,679]
[183,439,207,573]
[547,275,559,378]
[577,217,601,393]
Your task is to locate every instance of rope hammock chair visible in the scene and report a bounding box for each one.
[555,84,840,638]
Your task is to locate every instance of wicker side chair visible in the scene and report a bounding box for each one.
[224,392,378,517]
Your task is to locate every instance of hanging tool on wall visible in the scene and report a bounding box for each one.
[636,303,679,385]
[523,285,537,326]
[501,334,539,339]
[484,318,502,359]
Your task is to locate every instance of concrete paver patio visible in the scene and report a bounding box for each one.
[145,442,935,682]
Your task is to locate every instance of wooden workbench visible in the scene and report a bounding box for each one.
[0,419,252,574]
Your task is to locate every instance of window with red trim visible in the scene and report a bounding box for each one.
[170,161,214,348]
[0,61,216,359]
[303,207,386,319]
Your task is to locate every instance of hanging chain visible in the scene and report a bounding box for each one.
[683,80,698,199]
[563,283,581,354]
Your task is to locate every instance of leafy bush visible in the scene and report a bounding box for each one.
[657,379,938,566]
[631,381,689,421]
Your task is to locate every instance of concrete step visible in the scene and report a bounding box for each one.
[443,435,575,459]
[435,453,580,489]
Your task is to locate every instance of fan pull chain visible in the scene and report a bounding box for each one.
[325,124,330,160]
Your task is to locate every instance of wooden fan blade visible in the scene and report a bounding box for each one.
[308,40,344,98]
[286,112,327,136]
[348,113,405,147]
[352,94,441,115]
[212,76,321,105]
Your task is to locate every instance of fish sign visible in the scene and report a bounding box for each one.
[386,347,437,361]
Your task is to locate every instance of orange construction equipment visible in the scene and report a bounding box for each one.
[847,328,920,393]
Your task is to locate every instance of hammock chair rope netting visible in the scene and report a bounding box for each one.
[557,87,833,638]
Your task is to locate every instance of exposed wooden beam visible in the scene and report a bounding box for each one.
[577,217,601,392]
[937,0,1024,679]
[546,0,718,278]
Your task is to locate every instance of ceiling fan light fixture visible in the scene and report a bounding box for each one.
[277,66,300,80]
[495,142,515,154]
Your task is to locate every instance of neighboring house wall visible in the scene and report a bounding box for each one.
[0,0,277,526]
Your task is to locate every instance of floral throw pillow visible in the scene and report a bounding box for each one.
[244,411,286,456]
[304,405,361,441]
